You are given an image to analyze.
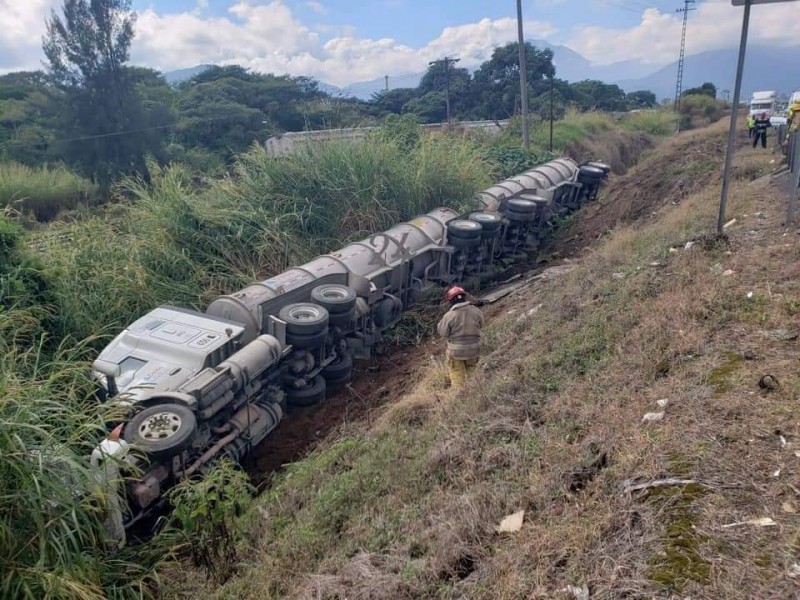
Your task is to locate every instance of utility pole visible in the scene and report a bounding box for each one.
[429,56,460,131]
[549,74,554,152]
[384,75,389,91]
[674,0,696,112]
[516,0,530,149]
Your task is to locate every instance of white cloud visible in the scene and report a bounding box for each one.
[566,0,800,67]
[304,1,327,15]
[0,0,60,70]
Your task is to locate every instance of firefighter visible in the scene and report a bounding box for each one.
[437,285,484,389]
[748,114,756,139]
[752,112,771,149]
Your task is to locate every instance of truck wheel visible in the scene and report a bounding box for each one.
[329,306,356,327]
[506,198,537,214]
[323,351,353,381]
[279,303,329,336]
[285,327,329,350]
[286,375,326,407]
[447,219,483,239]
[469,211,503,232]
[311,284,357,315]
[124,403,197,460]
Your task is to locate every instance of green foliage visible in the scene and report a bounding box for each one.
[0,215,52,319]
[481,145,556,179]
[0,162,99,221]
[627,90,658,108]
[621,110,679,136]
[683,82,717,99]
[0,308,163,600]
[569,80,628,112]
[169,460,253,583]
[680,94,724,128]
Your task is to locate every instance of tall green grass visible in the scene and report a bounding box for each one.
[0,162,98,222]
[621,109,679,136]
[0,308,164,600]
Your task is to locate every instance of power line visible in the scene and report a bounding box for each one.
[674,0,696,112]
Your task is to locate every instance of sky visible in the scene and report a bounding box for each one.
[1,0,799,87]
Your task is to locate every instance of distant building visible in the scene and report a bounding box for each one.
[265,120,509,157]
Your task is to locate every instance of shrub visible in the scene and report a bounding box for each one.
[680,94,724,129]
[622,110,679,136]
[168,460,253,583]
[0,162,99,222]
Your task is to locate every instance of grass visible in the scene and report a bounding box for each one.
[0,162,98,222]
[160,121,800,599]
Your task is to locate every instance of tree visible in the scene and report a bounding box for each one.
[402,91,447,123]
[43,0,166,185]
[568,80,627,112]
[472,43,555,120]
[626,90,657,109]
[683,82,717,98]
[370,88,419,115]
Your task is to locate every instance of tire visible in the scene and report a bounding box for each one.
[310,284,357,315]
[468,211,502,232]
[279,303,329,336]
[329,307,356,327]
[578,166,605,181]
[586,161,611,175]
[505,198,537,214]
[447,219,482,239]
[325,372,353,390]
[124,403,197,459]
[286,327,329,350]
[286,375,326,407]
[504,210,535,222]
[322,351,353,381]
[449,235,482,248]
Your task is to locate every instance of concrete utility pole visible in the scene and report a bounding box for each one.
[384,75,389,91]
[429,56,460,131]
[549,74,554,152]
[674,0,696,112]
[516,0,530,149]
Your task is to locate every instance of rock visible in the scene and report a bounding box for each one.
[710,263,724,275]
[649,261,661,267]
[743,349,756,360]
[768,329,798,341]
[642,412,664,423]
[559,584,590,600]
[782,501,797,514]
[684,241,695,250]
[788,562,800,579]
[656,398,669,409]
[722,269,735,276]
[746,291,753,299]
[612,272,626,280]
[759,374,780,391]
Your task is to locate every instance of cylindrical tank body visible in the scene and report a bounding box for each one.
[478,157,580,211]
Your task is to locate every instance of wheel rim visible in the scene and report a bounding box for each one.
[320,287,348,300]
[139,411,182,441]
[289,305,323,321]
[469,212,501,224]
[450,219,481,231]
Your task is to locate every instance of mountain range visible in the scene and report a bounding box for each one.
[163,42,800,101]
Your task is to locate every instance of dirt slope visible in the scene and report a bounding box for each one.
[165,123,800,600]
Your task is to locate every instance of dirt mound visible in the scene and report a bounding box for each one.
[554,120,740,256]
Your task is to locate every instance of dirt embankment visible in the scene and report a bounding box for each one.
[165,122,799,600]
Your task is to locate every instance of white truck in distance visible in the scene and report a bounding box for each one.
[749,90,777,117]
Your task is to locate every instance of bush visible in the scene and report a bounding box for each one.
[169,460,252,583]
[679,94,724,129]
[622,110,679,136]
[481,145,556,179]
[0,162,99,222]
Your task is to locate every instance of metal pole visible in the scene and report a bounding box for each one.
[549,75,554,152]
[717,0,751,234]
[444,58,452,131]
[384,75,389,91]
[516,0,530,149]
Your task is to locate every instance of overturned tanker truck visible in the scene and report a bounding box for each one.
[90,158,610,543]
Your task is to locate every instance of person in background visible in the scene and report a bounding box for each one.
[437,286,484,389]
[753,112,771,149]
[748,114,756,139]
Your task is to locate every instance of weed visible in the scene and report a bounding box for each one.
[0,162,98,222]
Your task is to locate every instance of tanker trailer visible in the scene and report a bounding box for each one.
[89,157,606,544]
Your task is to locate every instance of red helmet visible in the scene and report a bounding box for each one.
[445,286,466,302]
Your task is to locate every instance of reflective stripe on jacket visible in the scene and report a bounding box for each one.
[437,301,485,360]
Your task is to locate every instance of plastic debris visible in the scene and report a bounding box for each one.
[782,501,797,514]
[773,468,781,478]
[649,261,661,267]
[721,517,777,528]
[642,412,664,423]
[788,563,800,579]
[496,510,525,533]
[612,272,626,280]
[794,450,800,458]
[668,247,678,254]
[746,291,754,299]
[656,399,669,409]
[722,269,734,276]
[723,218,737,229]
[560,584,590,600]
[684,241,695,250]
